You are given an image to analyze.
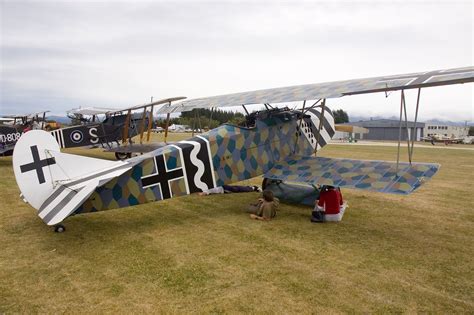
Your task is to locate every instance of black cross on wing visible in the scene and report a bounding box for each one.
[378,67,473,87]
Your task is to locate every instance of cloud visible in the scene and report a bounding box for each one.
[0,1,472,121]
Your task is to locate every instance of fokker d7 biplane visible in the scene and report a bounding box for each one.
[12,66,473,231]
[0,111,50,156]
[50,97,185,159]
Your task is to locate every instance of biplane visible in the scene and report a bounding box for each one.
[50,97,185,159]
[0,111,50,156]
[12,66,473,232]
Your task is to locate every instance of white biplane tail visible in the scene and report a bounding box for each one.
[13,130,134,225]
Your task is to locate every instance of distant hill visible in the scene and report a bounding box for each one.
[349,115,472,126]
[46,116,71,124]
[349,115,398,123]
[424,119,472,127]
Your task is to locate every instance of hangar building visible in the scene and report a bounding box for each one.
[342,119,426,141]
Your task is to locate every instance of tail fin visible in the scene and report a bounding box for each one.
[13,130,133,225]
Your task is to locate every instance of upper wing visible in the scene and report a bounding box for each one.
[66,97,188,117]
[67,107,120,116]
[157,66,473,113]
[109,96,187,115]
[264,155,439,195]
[2,111,50,119]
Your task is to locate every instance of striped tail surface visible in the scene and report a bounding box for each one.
[12,130,135,225]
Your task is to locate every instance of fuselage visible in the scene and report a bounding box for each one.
[75,109,330,215]
[0,125,22,155]
[50,113,147,149]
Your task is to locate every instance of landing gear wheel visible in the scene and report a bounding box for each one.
[115,152,132,160]
[54,224,66,233]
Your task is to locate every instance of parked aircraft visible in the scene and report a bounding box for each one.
[11,66,473,231]
[0,111,49,156]
[420,134,464,144]
[50,97,185,159]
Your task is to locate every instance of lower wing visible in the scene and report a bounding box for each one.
[264,156,439,195]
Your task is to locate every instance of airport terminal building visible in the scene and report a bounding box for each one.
[343,119,426,141]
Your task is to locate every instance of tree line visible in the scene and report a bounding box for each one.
[157,108,349,129]
[157,108,245,129]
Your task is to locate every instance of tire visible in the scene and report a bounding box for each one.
[54,224,66,233]
[115,152,132,160]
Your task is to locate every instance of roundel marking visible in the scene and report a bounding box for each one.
[70,130,84,143]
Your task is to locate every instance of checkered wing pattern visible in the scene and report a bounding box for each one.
[157,67,474,113]
[264,156,440,195]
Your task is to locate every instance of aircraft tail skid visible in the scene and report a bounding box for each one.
[12,130,135,225]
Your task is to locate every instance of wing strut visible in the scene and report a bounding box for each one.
[401,91,412,162]
[304,99,322,112]
[164,113,170,142]
[122,109,131,144]
[146,104,154,142]
[242,104,249,115]
[139,106,147,144]
[41,112,46,130]
[395,88,422,175]
[162,99,174,143]
[293,100,306,154]
[409,88,422,162]
[395,91,404,174]
[314,98,326,156]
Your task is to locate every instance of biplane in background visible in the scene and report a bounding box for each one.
[50,97,186,159]
[12,66,474,232]
[0,111,50,156]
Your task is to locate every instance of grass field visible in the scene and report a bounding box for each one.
[0,136,473,313]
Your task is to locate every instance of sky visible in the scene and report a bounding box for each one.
[1,0,473,122]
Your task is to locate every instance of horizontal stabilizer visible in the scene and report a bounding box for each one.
[264,156,439,195]
[37,165,134,225]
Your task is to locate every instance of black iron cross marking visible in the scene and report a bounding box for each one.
[141,155,183,199]
[379,68,472,86]
[20,145,56,184]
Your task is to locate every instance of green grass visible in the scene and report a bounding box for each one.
[0,140,473,313]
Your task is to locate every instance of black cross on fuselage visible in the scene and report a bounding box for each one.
[20,145,56,184]
[141,155,183,199]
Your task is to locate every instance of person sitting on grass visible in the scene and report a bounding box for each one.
[311,185,347,223]
[248,190,279,221]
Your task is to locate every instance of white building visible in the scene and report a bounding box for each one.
[424,124,469,138]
